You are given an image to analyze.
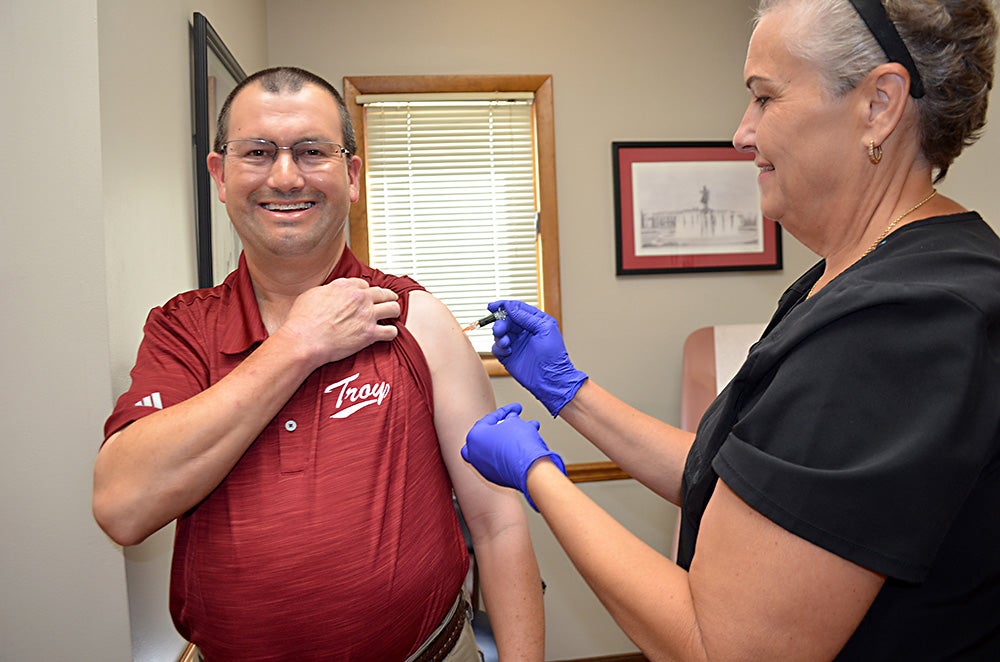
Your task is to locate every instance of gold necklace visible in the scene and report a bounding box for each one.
[807,189,937,299]
[861,189,938,257]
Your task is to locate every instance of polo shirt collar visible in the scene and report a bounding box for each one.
[218,249,365,355]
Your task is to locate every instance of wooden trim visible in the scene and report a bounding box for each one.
[480,354,507,378]
[566,460,631,483]
[342,76,369,264]
[532,75,562,326]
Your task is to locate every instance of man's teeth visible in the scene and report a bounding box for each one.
[263,202,314,211]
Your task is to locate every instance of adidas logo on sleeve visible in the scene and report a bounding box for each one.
[134,392,164,409]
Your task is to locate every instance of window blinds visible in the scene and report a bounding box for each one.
[362,97,540,353]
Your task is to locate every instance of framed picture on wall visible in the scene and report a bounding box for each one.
[192,12,247,288]
[612,141,782,275]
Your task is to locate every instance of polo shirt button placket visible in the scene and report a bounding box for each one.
[278,417,308,473]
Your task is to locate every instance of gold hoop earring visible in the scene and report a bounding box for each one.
[868,140,883,165]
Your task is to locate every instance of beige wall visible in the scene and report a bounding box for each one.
[2,0,997,659]
[1,0,131,658]
[2,0,265,659]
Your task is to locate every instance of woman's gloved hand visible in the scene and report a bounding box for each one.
[488,300,588,416]
[462,403,566,511]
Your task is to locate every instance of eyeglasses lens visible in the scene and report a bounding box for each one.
[224,140,346,170]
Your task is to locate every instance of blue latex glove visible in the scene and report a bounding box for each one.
[488,300,588,417]
[462,403,566,511]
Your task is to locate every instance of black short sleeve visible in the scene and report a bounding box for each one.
[714,290,999,581]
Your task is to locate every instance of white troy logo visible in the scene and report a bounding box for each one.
[324,372,391,419]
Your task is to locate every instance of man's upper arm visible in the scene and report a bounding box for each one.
[405,291,510,515]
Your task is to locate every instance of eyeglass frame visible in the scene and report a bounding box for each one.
[220,138,352,170]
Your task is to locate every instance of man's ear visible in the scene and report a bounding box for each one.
[207,151,227,203]
[866,62,911,143]
[347,154,362,203]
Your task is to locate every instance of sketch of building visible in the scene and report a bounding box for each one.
[639,199,759,250]
[630,162,764,257]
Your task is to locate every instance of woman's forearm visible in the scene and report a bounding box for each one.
[527,460,706,661]
[557,380,695,505]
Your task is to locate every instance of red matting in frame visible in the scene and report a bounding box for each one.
[613,141,781,275]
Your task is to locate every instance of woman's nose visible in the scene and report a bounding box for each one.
[732,104,756,154]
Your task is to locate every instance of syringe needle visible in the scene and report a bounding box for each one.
[462,307,507,334]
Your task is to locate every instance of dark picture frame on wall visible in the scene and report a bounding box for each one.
[613,141,782,276]
[192,12,247,288]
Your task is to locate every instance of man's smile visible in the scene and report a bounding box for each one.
[261,201,316,212]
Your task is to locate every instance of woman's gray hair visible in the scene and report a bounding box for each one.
[756,0,998,182]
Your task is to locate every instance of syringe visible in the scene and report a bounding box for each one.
[462,307,507,333]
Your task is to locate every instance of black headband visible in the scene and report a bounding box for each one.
[847,0,925,98]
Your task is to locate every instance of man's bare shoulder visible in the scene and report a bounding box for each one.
[405,290,458,336]
[406,291,487,380]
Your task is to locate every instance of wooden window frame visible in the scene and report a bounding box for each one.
[343,74,562,376]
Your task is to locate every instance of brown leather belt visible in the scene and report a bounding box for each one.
[413,597,466,662]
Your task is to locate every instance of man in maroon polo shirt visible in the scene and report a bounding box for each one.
[94,66,544,661]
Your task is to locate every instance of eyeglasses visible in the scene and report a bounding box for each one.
[221,139,351,171]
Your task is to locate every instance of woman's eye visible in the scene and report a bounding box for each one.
[755,95,771,107]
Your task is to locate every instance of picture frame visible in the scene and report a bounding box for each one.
[192,12,246,288]
[612,141,782,275]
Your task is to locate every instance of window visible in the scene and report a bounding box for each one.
[362,96,536,347]
[344,75,562,376]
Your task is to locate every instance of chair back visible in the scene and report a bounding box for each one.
[680,324,766,432]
